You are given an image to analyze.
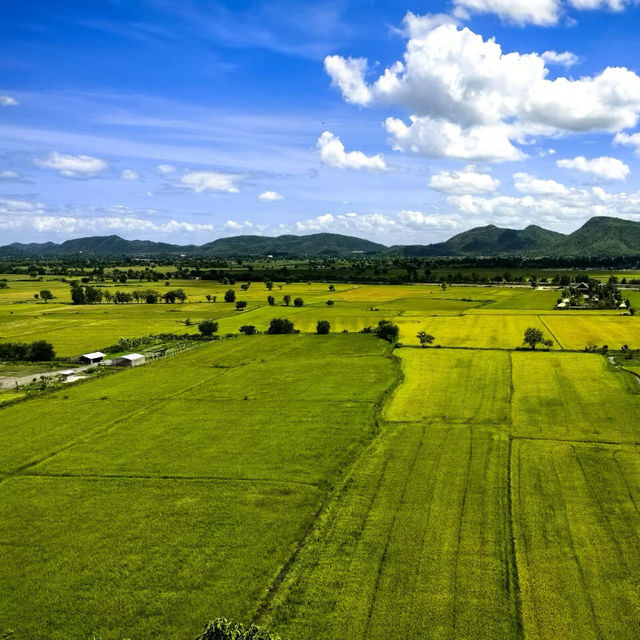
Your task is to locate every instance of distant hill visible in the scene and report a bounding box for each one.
[3,217,640,258]
[550,217,640,256]
[389,224,566,256]
[0,232,384,258]
[198,233,385,257]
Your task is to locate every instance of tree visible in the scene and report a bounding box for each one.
[198,320,219,336]
[293,297,304,307]
[205,294,212,303]
[267,318,295,334]
[329,285,335,292]
[375,320,400,344]
[239,325,257,335]
[326,299,334,307]
[145,290,159,304]
[28,340,56,361]
[265,281,274,291]
[523,327,545,350]
[175,288,187,303]
[283,294,291,306]
[267,295,275,306]
[163,290,176,304]
[103,290,113,304]
[417,331,435,348]
[224,289,236,303]
[39,290,54,303]
[70,282,86,305]
[236,300,248,310]
[317,320,330,334]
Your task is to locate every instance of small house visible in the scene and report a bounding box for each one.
[115,353,145,367]
[79,351,106,364]
[59,369,76,381]
[574,282,589,292]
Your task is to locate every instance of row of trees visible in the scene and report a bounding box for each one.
[70,282,188,305]
[0,340,56,361]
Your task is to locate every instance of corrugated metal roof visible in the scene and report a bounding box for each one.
[120,353,144,360]
[81,352,106,359]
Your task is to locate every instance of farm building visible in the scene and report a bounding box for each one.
[115,353,146,367]
[79,351,106,364]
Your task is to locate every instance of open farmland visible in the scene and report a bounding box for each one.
[0,335,396,639]
[2,279,640,639]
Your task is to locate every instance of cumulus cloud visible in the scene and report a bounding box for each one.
[317,131,387,171]
[259,190,285,201]
[614,131,640,155]
[121,169,140,181]
[35,151,108,177]
[0,95,18,106]
[513,172,570,195]
[556,155,630,180]
[429,165,500,194]
[180,171,242,193]
[541,50,579,66]
[325,16,640,161]
[156,164,175,174]
[452,0,635,25]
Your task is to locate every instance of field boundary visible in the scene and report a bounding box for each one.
[537,315,564,350]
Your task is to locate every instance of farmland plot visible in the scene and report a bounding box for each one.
[511,352,640,442]
[0,334,396,640]
[540,315,640,350]
[264,424,519,640]
[512,440,640,640]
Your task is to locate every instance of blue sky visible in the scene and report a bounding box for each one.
[2,0,640,245]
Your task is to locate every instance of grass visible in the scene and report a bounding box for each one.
[5,278,640,639]
[0,334,396,640]
[512,440,640,640]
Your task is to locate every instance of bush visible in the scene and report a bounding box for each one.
[293,297,304,307]
[374,320,399,344]
[316,320,330,334]
[236,300,248,310]
[198,320,219,336]
[267,318,296,334]
[224,289,236,303]
[28,340,56,361]
[196,618,281,640]
[239,325,257,335]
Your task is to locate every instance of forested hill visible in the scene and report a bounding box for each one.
[2,217,640,258]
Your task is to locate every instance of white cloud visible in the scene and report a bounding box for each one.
[429,165,500,195]
[541,50,579,66]
[614,131,640,155]
[224,219,264,232]
[325,17,640,161]
[259,190,285,201]
[156,164,175,174]
[0,171,20,181]
[317,131,387,171]
[452,0,560,25]
[452,0,635,25]
[0,95,18,106]
[513,172,570,195]
[557,155,630,180]
[180,171,242,193]
[35,151,108,177]
[121,169,140,181]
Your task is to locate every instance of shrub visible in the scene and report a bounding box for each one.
[267,318,296,334]
[239,325,257,335]
[374,320,399,344]
[293,297,304,307]
[198,320,219,337]
[236,300,248,310]
[196,618,281,640]
[316,320,330,334]
[224,289,236,303]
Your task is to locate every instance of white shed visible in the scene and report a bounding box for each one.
[115,353,146,367]
[79,351,106,364]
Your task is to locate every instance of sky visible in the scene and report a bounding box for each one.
[3,0,640,246]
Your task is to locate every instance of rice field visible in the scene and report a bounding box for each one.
[2,280,640,639]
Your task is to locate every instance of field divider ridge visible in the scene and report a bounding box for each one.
[537,315,564,350]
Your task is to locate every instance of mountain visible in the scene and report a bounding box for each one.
[550,216,640,256]
[389,224,566,256]
[0,232,384,258]
[199,233,384,257]
[3,218,640,258]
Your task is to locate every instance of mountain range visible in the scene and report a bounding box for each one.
[2,216,640,258]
